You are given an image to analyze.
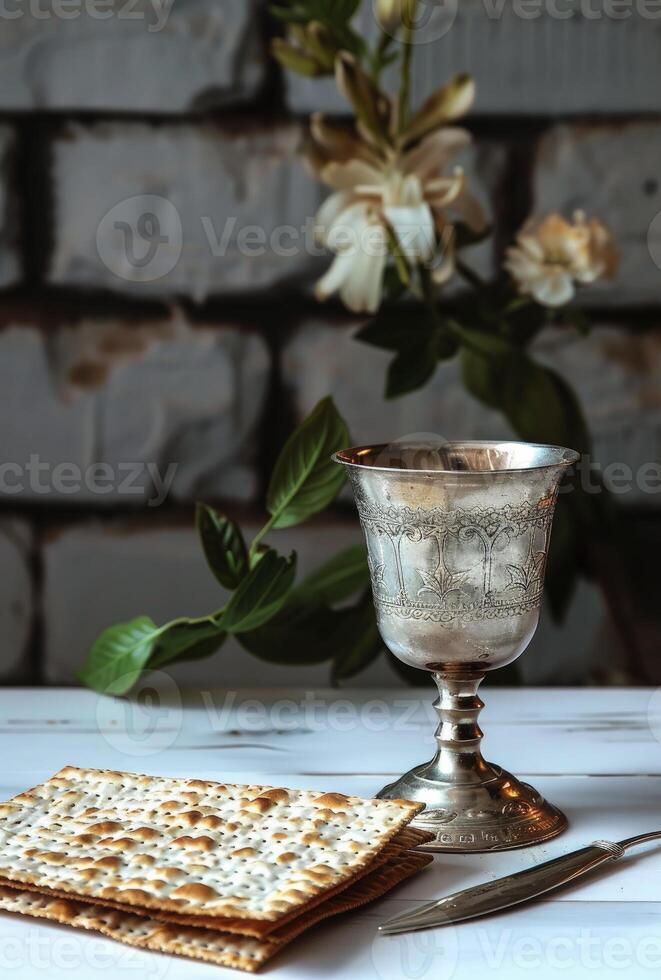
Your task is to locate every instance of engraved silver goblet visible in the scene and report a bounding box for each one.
[334,440,579,852]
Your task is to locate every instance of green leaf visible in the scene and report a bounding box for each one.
[386,333,438,399]
[450,320,514,357]
[356,315,428,352]
[387,652,427,686]
[503,296,533,316]
[271,38,325,76]
[560,307,592,337]
[381,265,408,303]
[78,616,161,695]
[196,504,248,590]
[502,358,590,453]
[269,4,307,22]
[461,347,504,410]
[435,330,459,361]
[266,396,349,529]
[290,545,369,606]
[239,603,340,666]
[331,593,384,682]
[149,620,226,670]
[334,0,361,20]
[544,494,579,622]
[222,549,297,633]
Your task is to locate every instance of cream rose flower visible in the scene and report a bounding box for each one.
[505,211,618,308]
[308,120,486,313]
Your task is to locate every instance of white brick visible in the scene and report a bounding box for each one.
[0,126,19,288]
[287,2,661,115]
[42,520,401,688]
[0,0,262,111]
[0,520,33,680]
[0,315,268,504]
[283,321,661,506]
[282,319,512,446]
[535,327,661,501]
[50,122,322,301]
[533,123,661,306]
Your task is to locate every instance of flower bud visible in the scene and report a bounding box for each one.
[271,38,324,77]
[376,0,403,29]
[335,52,390,143]
[301,21,336,73]
[375,0,417,31]
[404,74,475,145]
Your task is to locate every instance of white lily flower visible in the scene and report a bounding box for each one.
[309,126,486,313]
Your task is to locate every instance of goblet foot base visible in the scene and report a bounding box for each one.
[378,766,567,852]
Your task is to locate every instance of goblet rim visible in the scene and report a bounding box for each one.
[332,439,580,475]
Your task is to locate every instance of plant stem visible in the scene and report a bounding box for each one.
[418,262,449,334]
[418,262,438,310]
[385,223,412,290]
[248,513,277,562]
[372,31,392,85]
[397,0,417,134]
[455,257,485,289]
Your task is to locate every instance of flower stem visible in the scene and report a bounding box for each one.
[372,31,392,86]
[397,0,417,134]
[418,263,444,329]
[385,223,412,289]
[455,257,485,289]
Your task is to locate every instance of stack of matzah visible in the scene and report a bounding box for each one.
[0,766,433,971]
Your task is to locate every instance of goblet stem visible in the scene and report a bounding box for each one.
[427,672,496,785]
[376,669,567,850]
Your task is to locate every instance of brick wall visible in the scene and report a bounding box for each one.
[0,0,659,687]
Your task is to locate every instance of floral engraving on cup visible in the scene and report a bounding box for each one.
[356,499,556,627]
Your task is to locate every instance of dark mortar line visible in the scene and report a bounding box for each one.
[254,314,301,499]
[285,111,661,136]
[2,111,648,131]
[2,499,657,531]
[0,106,291,130]
[11,116,54,287]
[0,285,660,330]
[22,521,45,686]
[0,501,365,530]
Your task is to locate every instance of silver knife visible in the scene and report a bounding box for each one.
[379,831,661,935]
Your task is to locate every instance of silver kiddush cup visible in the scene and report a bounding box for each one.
[334,440,579,852]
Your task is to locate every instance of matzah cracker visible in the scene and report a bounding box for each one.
[0,826,435,937]
[0,851,432,972]
[0,766,424,926]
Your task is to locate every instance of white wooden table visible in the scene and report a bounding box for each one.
[1,686,660,980]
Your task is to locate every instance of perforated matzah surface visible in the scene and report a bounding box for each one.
[0,851,432,972]
[0,824,435,936]
[0,766,424,925]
